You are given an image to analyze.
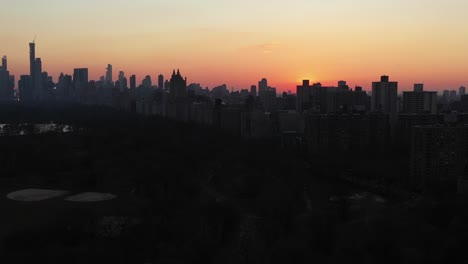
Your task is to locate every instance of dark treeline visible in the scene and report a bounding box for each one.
[0,103,467,263]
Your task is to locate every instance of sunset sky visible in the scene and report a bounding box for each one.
[1,0,467,92]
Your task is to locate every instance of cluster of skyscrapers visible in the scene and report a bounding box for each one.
[2,40,468,195]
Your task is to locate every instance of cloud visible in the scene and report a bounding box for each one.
[240,41,282,54]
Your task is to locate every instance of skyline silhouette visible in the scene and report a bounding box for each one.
[2,2,468,263]
[0,39,467,94]
[1,1,467,90]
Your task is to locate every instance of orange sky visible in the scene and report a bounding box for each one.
[1,0,468,92]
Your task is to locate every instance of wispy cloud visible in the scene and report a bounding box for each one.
[241,41,282,54]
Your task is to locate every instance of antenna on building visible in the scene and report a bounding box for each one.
[33,35,36,43]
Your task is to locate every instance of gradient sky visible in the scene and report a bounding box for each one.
[1,0,467,92]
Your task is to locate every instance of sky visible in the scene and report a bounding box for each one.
[1,0,467,92]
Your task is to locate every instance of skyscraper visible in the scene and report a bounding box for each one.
[371,75,398,123]
[170,69,187,99]
[0,56,13,101]
[450,90,457,102]
[130,75,136,90]
[105,64,113,84]
[34,58,43,100]
[2,56,7,71]
[73,68,89,102]
[118,71,126,91]
[29,42,36,98]
[459,86,466,97]
[258,78,268,93]
[169,69,188,122]
[251,85,257,97]
[142,75,152,89]
[158,74,164,90]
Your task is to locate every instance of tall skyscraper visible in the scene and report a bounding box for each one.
[371,75,398,123]
[459,86,466,97]
[34,58,43,100]
[450,90,457,102]
[443,90,450,103]
[130,75,136,89]
[158,74,164,90]
[118,71,126,91]
[251,85,257,97]
[258,78,268,92]
[29,42,36,98]
[105,64,113,84]
[2,56,7,71]
[0,56,13,101]
[170,69,187,99]
[142,75,152,89]
[73,68,89,102]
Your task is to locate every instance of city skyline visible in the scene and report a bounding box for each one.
[1,0,468,91]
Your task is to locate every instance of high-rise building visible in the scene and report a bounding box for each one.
[130,75,136,89]
[34,58,43,100]
[371,75,398,123]
[57,73,73,101]
[170,69,187,99]
[459,86,466,97]
[164,80,170,91]
[105,64,113,84]
[158,74,164,90]
[402,84,438,114]
[142,75,152,89]
[0,57,13,101]
[2,56,7,71]
[118,71,126,91]
[250,85,257,97]
[29,42,36,99]
[73,68,89,102]
[258,78,268,93]
[18,75,32,102]
[450,90,457,102]
[443,90,450,103]
[168,69,188,122]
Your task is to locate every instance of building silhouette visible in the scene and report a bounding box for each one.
[250,85,257,97]
[167,69,188,121]
[105,64,113,84]
[158,74,164,90]
[18,75,32,102]
[170,69,187,100]
[73,68,89,102]
[402,84,437,114]
[130,75,136,90]
[0,56,14,101]
[29,42,36,99]
[2,56,7,71]
[371,75,398,123]
[459,86,466,97]
[34,58,43,100]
